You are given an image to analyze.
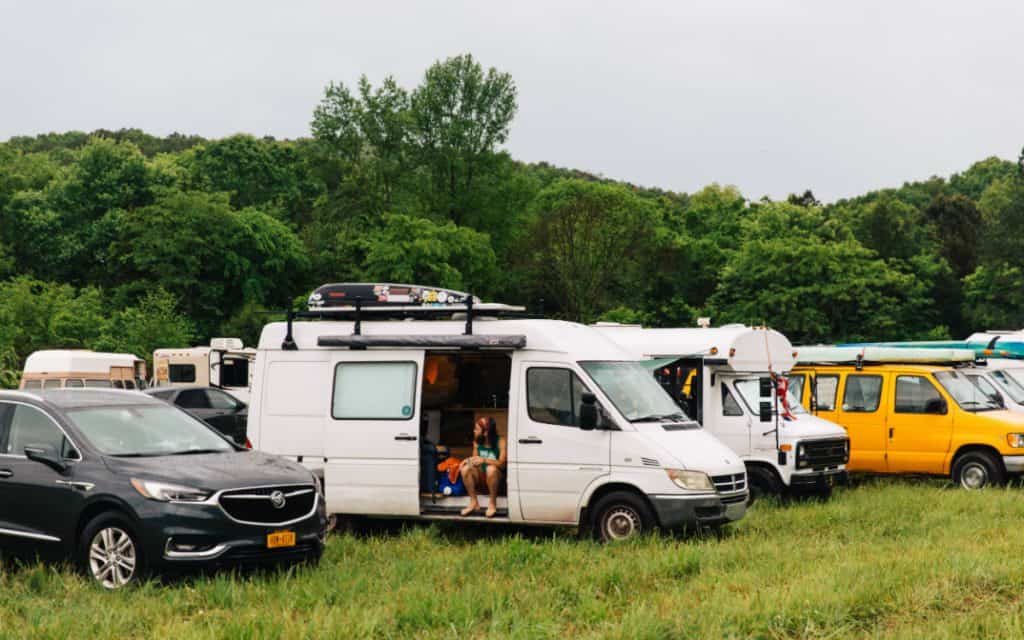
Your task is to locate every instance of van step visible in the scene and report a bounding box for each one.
[420,503,509,518]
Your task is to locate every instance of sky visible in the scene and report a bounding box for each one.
[2,0,1023,202]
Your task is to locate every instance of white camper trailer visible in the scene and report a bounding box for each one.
[248,284,748,541]
[20,350,147,390]
[152,338,255,403]
[594,324,850,499]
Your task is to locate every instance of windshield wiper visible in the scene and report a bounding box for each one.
[168,449,228,456]
[630,413,687,423]
[108,452,160,458]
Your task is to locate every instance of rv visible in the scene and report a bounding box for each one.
[152,338,255,403]
[594,324,850,499]
[20,350,147,390]
[248,284,749,541]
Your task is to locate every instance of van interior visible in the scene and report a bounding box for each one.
[418,351,512,517]
[653,358,704,424]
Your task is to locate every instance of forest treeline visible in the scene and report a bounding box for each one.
[2,53,1024,386]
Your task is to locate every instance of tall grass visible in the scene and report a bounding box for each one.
[3,479,1024,639]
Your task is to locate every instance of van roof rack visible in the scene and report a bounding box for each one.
[282,283,528,350]
[796,346,979,367]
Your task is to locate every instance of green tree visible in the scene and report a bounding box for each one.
[962,264,1024,330]
[95,289,195,367]
[922,194,981,279]
[411,54,517,225]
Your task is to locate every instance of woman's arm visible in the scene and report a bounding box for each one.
[497,439,508,470]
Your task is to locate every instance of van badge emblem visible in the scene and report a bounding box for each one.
[270,491,287,509]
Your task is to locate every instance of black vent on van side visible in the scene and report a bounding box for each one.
[640,457,660,467]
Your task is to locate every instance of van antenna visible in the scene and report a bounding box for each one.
[353,297,362,336]
[464,295,474,335]
[282,307,297,351]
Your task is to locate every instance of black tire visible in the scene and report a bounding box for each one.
[589,491,655,542]
[746,465,783,505]
[952,451,1005,490]
[78,512,145,589]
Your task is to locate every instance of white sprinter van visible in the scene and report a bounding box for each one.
[594,323,850,499]
[247,284,748,541]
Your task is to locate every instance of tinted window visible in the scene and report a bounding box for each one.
[220,357,249,387]
[527,368,590,427]
[722,385,743,416]
[842,375,883,413]
[206,389,240,410]
[169,364,196,383]
[332,362,417,420]
[176,389,212,409]
[895,376,945,414]
[815,375,839,411]
[3,404,67,457]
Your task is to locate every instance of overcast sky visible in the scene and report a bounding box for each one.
[2,0,1022,201]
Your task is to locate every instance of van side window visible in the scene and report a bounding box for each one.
[22,380,42,390]
[788,374,805,404]
[721,385,743,416]
[527,368,589,427]
[332,362,417,420]
[169,364,196,383]
[842,375,882,413]
[814,375,839,411]
[65,379,85,388]
[43,379,62,390]
[895,376,944,414]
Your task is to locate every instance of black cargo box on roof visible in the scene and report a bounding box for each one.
[317,335,526,349]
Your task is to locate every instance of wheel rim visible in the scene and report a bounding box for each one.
[960,462,989,490]
[602,506,641,540]
[88,527,137,589]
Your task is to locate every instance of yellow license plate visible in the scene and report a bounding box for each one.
[266,531,296,549]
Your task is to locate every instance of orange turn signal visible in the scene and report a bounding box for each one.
[779,444,793,452]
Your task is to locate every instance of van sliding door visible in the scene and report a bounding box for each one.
[324,351,425,516]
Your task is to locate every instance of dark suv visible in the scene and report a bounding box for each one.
[145,386,248,445]
[0,390,326,588]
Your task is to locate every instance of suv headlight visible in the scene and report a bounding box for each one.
[131,478,212,503]
[665,469,714,491]
[1007,434,1024,448]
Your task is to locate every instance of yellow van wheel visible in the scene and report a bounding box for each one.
[952,451,1005,490]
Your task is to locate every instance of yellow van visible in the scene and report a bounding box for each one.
[790,360,1024,489]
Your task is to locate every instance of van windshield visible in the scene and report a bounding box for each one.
[989,370,1024,405]
[579,361,691,423]
[934,371,1001,412]
[65,404,234,456]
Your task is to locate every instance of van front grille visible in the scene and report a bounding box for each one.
[711,472,747,494]
[797,439,850,469]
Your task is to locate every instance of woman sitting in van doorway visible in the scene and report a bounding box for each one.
[459,417,507,518]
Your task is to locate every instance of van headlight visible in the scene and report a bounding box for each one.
[131,478,212,503]
[1007,434,1024,448]
[665,469,714,491]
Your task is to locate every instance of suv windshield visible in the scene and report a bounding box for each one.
[579,361,691,423]
[934,371,1001,412]
[989,370,1024,405]
[734,379,807,415]
[65,404,234,456]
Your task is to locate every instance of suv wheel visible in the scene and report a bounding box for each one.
[952,451,1005,490]
[590,491,654,542]
[79,513,145,589]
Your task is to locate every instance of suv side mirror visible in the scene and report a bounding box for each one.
[579,392,598,431]
[24,445,69,473]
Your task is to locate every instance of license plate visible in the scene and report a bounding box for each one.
[266,531,296,549]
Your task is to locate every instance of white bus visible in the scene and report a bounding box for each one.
[248,283,749,541]
[20,350,147,391]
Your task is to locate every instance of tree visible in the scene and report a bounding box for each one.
[962,264,1024,330]
[922,194,981,279]
[94,289,195,367]
[411,54,517,225]
[520,179,662,321]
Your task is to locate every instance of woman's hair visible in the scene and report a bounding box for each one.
[479,417,498,449]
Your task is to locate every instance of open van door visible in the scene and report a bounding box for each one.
[324,351,425,516]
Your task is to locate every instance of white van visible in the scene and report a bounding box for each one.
[152,338,256,403]
[248,284,748,540]
[593,323,850,499]
[962,360,1024,413]
[20,350,147,390]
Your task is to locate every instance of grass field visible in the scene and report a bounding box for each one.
[3,478,1024,639]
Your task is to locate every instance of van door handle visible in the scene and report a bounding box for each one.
[519,437,543,444]
[0,469,12,478]
[394,434,417,441]
[888,427,894,439]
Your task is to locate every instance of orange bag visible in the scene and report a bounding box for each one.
[437,457,463,484]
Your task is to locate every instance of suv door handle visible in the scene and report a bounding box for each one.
[519,437,543,444]
[0,469,12,478]
[394,434,418,441]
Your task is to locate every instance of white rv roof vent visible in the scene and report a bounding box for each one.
[210,337,244,351]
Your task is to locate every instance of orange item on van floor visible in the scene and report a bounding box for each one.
[437,458,463,484]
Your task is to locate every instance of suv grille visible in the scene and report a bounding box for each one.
[219,485,317,525]
[797,438,850,470]
[711,472,746,494]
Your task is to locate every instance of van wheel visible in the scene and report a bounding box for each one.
[78,513,145,589]
[590,491,654,542]
[746,466,783,505]
[952,451,1005,490]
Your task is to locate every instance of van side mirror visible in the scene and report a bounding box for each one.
[759,401,773,423]
[924,398,948,415]
[579,392,598,431]
[24,445,69,473]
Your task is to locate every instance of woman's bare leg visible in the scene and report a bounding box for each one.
[460,465,480,516]
[485,467,502,517]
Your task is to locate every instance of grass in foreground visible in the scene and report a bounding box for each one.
[3,479,1024,639]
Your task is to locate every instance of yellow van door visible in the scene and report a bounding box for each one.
[835,372,888,472]
[886,374,953,473]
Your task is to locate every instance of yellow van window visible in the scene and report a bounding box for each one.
[842,375,882,413]
[815,375,839,411]
[895,376,944,414]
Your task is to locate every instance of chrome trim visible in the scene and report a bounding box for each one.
[0,527,61,543]
[163,539,229,559]
[1003,455,1024,473]
[215,483,319,527]
[55,480,95,491]
[220,488,314,500]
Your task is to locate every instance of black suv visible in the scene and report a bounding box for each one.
[0,390,326,588]
[145,386,248,445]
